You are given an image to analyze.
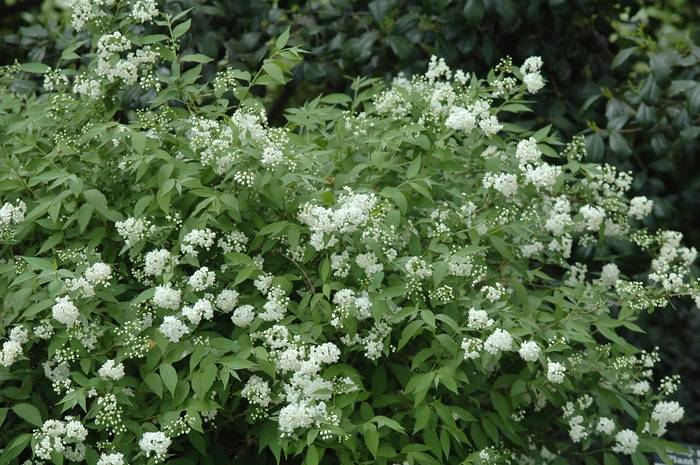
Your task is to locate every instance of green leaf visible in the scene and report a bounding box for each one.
[275,27,290,50]
[0,433,32,465]
[172,19,192,39]
[609,132,632,158]
[160,364,178,398]
[586,133,605,162]
[306,444,319,465]
[180,53,213,63]
[12,403,43,427]
[406,155,421,179]
[488,235,513,260]
[462,0,484,26]
[649,53,672,88]
[262,62,287,85]
[413,404,431,434]
[20,63,50,74]
[686,85,700,117]
[636,103,656,129]
[145,372,163,398]
[132,131,147,155]
[372,415,406,434]
[363,423,379,458]
[611,46,638,70]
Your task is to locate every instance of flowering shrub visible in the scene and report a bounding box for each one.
[0,3,698,465]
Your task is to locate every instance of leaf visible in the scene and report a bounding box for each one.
[413,404,431,434]
[489,235,513,260]
[172,19,191,39]
[145,372,163,398]
[20,63,50,74]
[462,0,484,26]
[372,415,406,434]
[406,155,421,179]
[611,46,638,70]
[609,132,632,159]
[686,85,700,117]
[306,444,319,465]
[636,103,656,129]
[262,62,287,85]
[12,403,43,427]
[275,27,290,50]
[180,53,213,63]
[131,131,147,155]
[585,133,605,162]
[84,189,122,222]
[368,0,390,24]
[649,53,672,88]
[0,433,32,465]
[160,364,178,398]
[363,423,379,458]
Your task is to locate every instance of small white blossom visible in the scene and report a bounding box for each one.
[612,429,638,455]
[519,341,541,362]
[98,360,125,381]
[159,316,189,343]
[484,329,513,354]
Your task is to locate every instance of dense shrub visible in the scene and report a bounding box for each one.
[1,2,699,464]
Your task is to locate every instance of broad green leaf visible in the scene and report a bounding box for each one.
[12,403,42,427]
[160,364,178,398]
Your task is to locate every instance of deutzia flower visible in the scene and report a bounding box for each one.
[152,283,181,310]
[97,452,124,465]
[518,341,541,362]
[547,359,566,384]
[188,267,216,291]
[139,431,171,458]
[98,360,125,381]
[52,296,80,327]
[596,417,616,435]
[231,305,255,327]
[612,429,638,455]
[484,328,513,354]
[159,316,189,343]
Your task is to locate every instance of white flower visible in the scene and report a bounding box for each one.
[139,431,171,457]
[445,106,477,132]
[629,196,653,220]
[628,380,650,395]
[596,417,616,435]
[152,283,181,310]
[516,138,541,164]
[182,299,214,325]
[231,305,255,327]
[215,289,239,313]
[518,341,541,362]
[144,249,175,276]
[242,375,272,407]
[131,0,159,22]
[0,200,27,225]
[188,267,216,291]
[612,429,638,455]
[97,452,124,465]
[52,296,80,327]
[467,308,493,330]
[580,204,606,231]
[158,316,189,343]
[98,360,125,381]
[546,360,566,384]
[600,263,620,287]
[523,72,545,94]
[84,262,111,285]
[484,329,513,354]
[652,401,684,428]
